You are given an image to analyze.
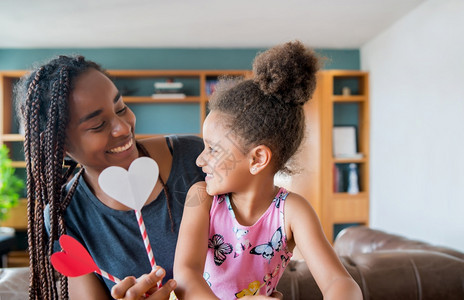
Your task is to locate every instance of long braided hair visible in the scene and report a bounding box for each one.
[14,55,102,300]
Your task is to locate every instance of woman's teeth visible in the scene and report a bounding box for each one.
[108,139,133,153]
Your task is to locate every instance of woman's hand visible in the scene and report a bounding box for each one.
[111,267,177,300]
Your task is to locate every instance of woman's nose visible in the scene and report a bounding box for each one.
[111,117,131,137]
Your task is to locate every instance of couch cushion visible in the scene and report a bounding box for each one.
[350,250,464,300]
[0,267,29,300]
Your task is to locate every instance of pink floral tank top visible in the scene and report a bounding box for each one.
[204,187,293,299]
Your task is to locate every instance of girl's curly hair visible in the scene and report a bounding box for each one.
[209,40,320,173]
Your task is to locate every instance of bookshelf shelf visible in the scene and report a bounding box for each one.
[1,134,24,142]
[332,192,369,199]
[332,95,366,102]
[11,161,26,168]
[333,157,367,164]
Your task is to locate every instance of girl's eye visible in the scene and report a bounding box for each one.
[116,105,127,114]
[90,122,105,131]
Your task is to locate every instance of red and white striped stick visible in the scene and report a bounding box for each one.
[135,210,162,288]
[135,210,156,269]
[96,269,121,284]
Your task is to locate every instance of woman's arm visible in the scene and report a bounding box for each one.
[173,182,218,300]
[69,273,112,300]
[285,194,362,300]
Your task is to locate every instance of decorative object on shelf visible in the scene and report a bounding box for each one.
[347,163,359,194]
[153,78,186,99]
[0,144,24,221]
[342,87,351,96]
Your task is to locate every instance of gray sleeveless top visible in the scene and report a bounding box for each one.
[46,135,204,294]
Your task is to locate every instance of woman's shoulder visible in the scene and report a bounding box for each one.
[169,134,203,150]
[139,135,203,153]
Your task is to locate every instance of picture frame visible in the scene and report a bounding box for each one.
[332,126,358,158]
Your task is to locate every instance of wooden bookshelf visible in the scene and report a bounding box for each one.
[282,70,370,243]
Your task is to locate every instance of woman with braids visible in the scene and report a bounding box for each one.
[15,55,205,300]
[173,41,362,299]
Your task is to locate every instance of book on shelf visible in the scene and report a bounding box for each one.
[205,79,218,96]
[151,93,186,99]
[154,82,183,89]
[154,81,184,95]
[333,164,344,193]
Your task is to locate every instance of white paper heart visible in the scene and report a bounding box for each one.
[98,157,159,211]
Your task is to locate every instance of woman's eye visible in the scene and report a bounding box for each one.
[116,106,127,114]
[90,122,105,131]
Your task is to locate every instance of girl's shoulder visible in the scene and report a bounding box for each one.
[283,191,320,226]
[282,190,308,208]
[186,181,214,210]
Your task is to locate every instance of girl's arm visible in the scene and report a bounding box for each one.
[173,181,219,300]
[285,194,362,300]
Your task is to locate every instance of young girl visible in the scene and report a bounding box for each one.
[173,41,362,299]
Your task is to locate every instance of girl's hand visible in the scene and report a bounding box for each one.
[111,267,177,300]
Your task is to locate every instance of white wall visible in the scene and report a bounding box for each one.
[361,0,464,251]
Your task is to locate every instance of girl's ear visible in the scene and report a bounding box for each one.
[249,145,272,175]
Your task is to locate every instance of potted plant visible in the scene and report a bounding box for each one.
[0,144,24,222]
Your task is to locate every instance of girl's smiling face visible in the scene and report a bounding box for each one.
[196,111,251,195]
[65,69,138,175]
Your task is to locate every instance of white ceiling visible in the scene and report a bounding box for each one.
[0,0,425,49]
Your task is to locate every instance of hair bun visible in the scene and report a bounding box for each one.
[252,40,319,106]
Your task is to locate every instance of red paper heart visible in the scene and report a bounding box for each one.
[50,235,99,277]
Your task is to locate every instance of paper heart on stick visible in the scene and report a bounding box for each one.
[98,157,159,211]
[50,235,99,277]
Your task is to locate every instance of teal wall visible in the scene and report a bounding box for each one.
[1,48,360,134]
[0,48,359,70]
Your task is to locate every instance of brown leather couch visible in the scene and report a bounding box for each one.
[277,226,464,299]
[1,226,463,299]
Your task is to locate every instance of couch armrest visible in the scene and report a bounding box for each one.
[334,226,464,260]
[278,251,464,300]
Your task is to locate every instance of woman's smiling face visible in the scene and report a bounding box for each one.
[65,68,138,174]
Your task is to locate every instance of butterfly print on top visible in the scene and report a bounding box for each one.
[249,227,283,262]
[208,234,233,266]
[273,191,286,208]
